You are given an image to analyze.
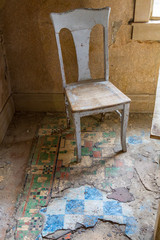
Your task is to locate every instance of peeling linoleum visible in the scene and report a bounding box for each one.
[3,113,160,240]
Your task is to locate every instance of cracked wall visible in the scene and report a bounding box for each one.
[1,0,160,112]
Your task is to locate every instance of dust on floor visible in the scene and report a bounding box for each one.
[0,113,45,240]
[1,113,160,240]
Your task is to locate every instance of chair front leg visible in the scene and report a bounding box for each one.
[65,95,70,128]
[73,113,81,162]
[100,113,105,122]
[121,103,130,152]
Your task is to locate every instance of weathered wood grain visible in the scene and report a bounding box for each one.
[154,202,160,240]
[151,70,160,139]
[73,113,81,162]
[66,80,130,112]
[132,22,160,41]
[134,0,152,22]
[0,97,15,144]
[121,103,130,152]
[0,33,11,112]
[51,8,110,87]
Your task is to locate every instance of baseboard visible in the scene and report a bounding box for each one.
[13,93,155,113]
[0,96,15,144]
[13,93,65,112]
[128,94,155,113]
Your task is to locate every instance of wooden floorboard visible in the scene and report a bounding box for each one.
[154,202,160,240]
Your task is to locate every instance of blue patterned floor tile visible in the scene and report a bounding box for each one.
[64,214,84,229]
[85,200,103,216]
[85,186,103,200]
[42,214,64,236]
[84,215,101,227]
[65,200,84,215]
[40,199,66,215]
[128,136,142,144]
[36,234,42,240]
[103,200,122,216]
[124,216,137,235]
[103,215,124,224]
[40,185,137,238]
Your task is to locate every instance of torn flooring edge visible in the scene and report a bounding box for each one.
[39,185,137,239]
[39,220,131,240]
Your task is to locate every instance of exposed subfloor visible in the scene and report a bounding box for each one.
[0,113,45,240]
[0,112,160,240]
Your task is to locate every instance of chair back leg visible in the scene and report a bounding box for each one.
[121,103,130,152]
[65,95,71,128]
[100,113,105,122]
[73,113,81,162]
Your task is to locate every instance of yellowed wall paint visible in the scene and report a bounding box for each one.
[0,34,11,112]
[0,14,11,113]
[1,0,160,112]
[0,7,14,143]
[0,0,5,10]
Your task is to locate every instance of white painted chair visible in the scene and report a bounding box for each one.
[50,8,131,162]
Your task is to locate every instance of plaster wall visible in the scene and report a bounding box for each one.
[2,0,160,112]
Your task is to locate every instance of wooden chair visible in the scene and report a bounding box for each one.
[50,8,131,162]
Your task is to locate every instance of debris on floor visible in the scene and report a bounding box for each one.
[107,187,135,203]
[3,113,160,240]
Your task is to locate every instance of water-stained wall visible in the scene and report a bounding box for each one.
[2,0,160,112]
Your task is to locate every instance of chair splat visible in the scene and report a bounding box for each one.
[72,29,91,81]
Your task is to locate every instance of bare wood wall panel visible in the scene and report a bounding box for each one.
[0,27,14,144]
[0,33,11,112]
[0,97,15,144]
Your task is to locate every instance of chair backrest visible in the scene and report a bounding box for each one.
[50,7,111,88]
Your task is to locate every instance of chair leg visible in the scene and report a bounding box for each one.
[121,103,130,152]
[65,95,70,128]
[73,113,81,162]
[100,113,105,122]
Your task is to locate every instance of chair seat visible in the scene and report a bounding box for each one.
[65,80,131,112]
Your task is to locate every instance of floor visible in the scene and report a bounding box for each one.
[0,112,160,240]
[0,113,45,240]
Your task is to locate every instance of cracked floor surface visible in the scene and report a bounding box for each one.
[0,113,45,240]
[1,112,160,240]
